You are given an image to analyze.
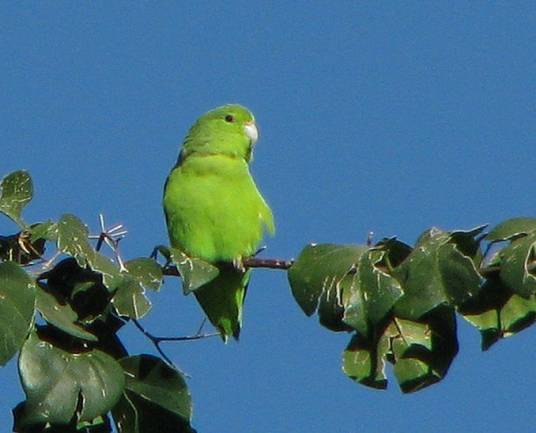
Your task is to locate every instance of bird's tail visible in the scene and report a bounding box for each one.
[194,265,250,342]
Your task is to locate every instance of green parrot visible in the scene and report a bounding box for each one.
[163,104,274,342]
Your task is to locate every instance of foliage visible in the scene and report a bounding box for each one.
[0,170,535,431]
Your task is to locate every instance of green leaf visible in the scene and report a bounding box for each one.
[35,284,98,342]
[124,258,163,291]
[498,234,536,298]
[460,278,536,350]
[343,248,404,336]
[0,262,35,366]
[392,308,458,393]
[288,243,367,331]
[170,248,219,294]
[111,275,152,319]
[342,332,389,390]
[112,355,195,433]
[486,217,536,243]
[30,221,58,242]
[393,227,483,320]
[56,214,122,291]
[41,258,113,324]
[0,170,33,226]
[18,330,125,426]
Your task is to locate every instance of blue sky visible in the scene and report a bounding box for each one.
[1,2,535,432]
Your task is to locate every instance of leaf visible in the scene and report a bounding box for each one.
[124,258,163,291]
[0,262,35,366]
[111,275,152,319]
[486,217,536,243]
[460,278,536,350]
[343,248,404,336]
[35,284,98,342]
[498,234,536,298]
[30,221,58,242]
[112,355,195,433]
[56,214,122,291]
[391,308,458,393]
[42,258,112,325]
[18,330,125,426]
[0,170,33,226]
[170,248,219,294]
[288,243,367,331]
[393,227,483,320]
[342,332,389,390]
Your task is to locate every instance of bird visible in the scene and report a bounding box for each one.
[163,104,274,341]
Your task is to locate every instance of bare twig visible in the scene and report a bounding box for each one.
[131,318,220,370]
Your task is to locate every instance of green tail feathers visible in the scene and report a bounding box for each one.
[194,265,250,342]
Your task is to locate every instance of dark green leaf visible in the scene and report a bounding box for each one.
[18,330,125,426]
[343,249,404,336]
[170,248,219,294]
[35,284,98,342]
[0,170,33,226]
[0,261,35,366]
[393,228,482,320]
[498,234,536,298]
[486,217,536,242]
[30,221,58,242]
[460,278,536,350]
[288,243,367,331]
[56,214,122,291]
[125,258,163,291]
[112,355,195,433]
[111,275,152,319]
[342,333,389,390]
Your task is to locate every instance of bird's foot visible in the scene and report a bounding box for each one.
[232,257,246,272]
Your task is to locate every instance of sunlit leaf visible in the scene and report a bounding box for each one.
[170,248,219,294]
[0,170,33,226]
[124,258,163,291]
[486,217,536,243]
[498,234,536,298]
[0,262,35,366]
[111,275,152,319]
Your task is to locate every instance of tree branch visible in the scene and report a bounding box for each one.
[162,256,293,277]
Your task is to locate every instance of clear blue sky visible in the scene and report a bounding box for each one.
[1,2,535,432]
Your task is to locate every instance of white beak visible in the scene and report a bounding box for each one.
[244,122,259,145]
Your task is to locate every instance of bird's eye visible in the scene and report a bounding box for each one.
[224,114,235,123]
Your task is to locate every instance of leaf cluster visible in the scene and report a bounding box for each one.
[288,224,536,392]
[0,171,194,433]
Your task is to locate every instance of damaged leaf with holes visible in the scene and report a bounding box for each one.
[288,243,368,331]
[17,329,125,428]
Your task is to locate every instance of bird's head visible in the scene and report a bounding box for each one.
[180,104,259,162]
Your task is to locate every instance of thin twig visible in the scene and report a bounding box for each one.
[131,318,220,370]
